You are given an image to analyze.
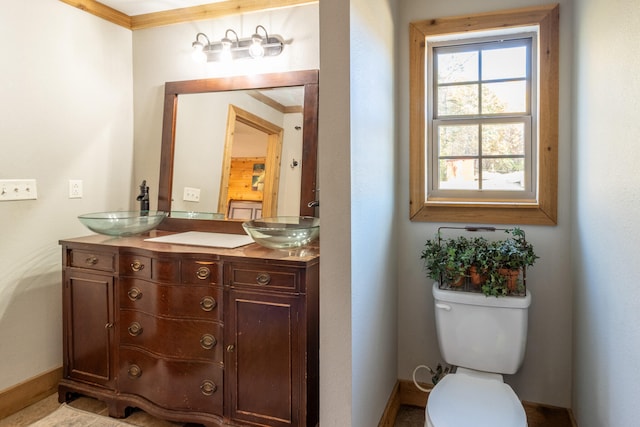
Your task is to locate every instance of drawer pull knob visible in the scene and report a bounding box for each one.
[127,322,143,336]
[226,344,235,353]
[130,260,145,272]
[200,334,217,350]
[85,256,98,266]
[128,364,142,379]
[104,322,114,329]
[127,287,143,301]
[256,273,271,285]
[196,266,211,280]
[200,296,217,311]
[200,380,217,396]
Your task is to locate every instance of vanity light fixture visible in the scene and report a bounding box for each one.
[191,25,284,63]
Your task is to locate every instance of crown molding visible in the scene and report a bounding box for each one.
[59,0,318,30]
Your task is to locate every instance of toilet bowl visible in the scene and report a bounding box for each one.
[425,368,527,427]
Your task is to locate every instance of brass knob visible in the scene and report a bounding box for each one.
[200,334,217,350]
[130,260,144,272]
[196,266,211,280]
[226,344,235,352]
[85,256,98,266]
[127,287,143,301]
[127,322,143,337]
[256,273,271,285]
[128,364,142,379]
[200,380,217,396]
[104,322,114,329]
[200,296,217,311]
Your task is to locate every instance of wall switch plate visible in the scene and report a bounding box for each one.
[0,179,38,201]
[183,187,200,202]
[69,180,83,199]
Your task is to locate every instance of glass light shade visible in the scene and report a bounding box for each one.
[249,35,265,58]
[220,38,233,62]
[191,42,207,63]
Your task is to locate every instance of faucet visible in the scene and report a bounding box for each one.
[136,180,150,213]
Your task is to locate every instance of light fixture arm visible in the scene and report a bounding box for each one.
[223,29,239,47]
[192,32,211,48]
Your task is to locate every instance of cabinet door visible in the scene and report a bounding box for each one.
[63,270,115,388]
[226,290,301,427]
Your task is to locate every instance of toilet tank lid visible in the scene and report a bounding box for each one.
[432,283,532,309]
[427,372,527,427]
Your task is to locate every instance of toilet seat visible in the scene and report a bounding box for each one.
[426,369,527,427]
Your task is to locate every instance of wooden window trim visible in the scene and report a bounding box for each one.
[409,4,559,225]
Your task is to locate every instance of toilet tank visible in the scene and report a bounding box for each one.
[432,283,532,375]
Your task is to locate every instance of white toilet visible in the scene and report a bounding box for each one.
[426,283,532,427]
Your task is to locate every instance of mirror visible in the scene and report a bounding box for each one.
[157,70,319,234]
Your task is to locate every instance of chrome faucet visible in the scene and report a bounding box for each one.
[136,180,150,213]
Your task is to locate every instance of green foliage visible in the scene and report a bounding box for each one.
[421,227,538,296]
[420,234,469,284]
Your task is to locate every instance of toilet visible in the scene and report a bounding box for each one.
[426,283,532,427]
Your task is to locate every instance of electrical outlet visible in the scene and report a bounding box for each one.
[0,179,38,201]
[183,187,201,202]
[69,180,83,199]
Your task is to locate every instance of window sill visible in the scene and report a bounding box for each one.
[410,202,556,225]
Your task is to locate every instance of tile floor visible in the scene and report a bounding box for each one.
[0,394,423,426]
[0,394,574,427]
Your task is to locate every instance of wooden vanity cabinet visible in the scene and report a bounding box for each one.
[58,234,319,427]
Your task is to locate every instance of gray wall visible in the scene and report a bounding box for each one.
[0,0,133,390]
[572,0,640,425]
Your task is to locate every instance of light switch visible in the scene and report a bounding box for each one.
[0,179,38,201]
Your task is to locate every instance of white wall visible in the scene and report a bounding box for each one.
[319,0,398,425]
[397,0,574,407]
[0,0,133,390]
[572,0,640,425]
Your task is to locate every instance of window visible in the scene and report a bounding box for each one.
[409,5,559,225]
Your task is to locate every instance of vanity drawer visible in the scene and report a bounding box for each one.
[120,279,223,321]
[119,254,179,282]
[229,264,302,292]
[69,249,115,272]
[118,347,222,415]
[120,310,223,362]
[181,259,221,285]
[228,264,300,293]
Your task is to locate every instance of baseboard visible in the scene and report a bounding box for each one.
[377,381,401,427]
[378,379,431,426]
[380,379,578,427]
[0,366,63,419]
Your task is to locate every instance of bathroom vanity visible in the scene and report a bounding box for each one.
[58,231,319,427]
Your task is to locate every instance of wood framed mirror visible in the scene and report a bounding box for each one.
[157,70,319,234]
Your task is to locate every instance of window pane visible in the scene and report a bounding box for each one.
[481,46,527,80]
[482,81,527,114]
[438,85,478,116]
[439,125,479,156]
[482,123,525,155]
[437,51,478,84]
[481,158,525,190]
[439,159,478,189]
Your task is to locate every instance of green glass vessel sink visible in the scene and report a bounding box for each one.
[242,216,320,249]
[78,211,167,236]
